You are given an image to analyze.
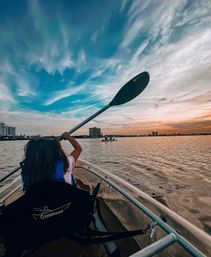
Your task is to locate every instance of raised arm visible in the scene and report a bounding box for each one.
[60,132,82,162]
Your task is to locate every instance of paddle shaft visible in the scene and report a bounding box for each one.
[66,104,110,135]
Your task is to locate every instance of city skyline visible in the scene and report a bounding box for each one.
[0,120,210,139]
[0,1,211,136]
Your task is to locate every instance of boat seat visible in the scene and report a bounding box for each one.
[0,181,149,257]
[0,181,96,256]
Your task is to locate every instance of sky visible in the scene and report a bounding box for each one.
[0,0,211,136]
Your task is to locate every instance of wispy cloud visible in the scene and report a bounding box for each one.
[0,0,210,135]
[27,0,74,74]
[0,83,15,102]
[16,75,37,97]
[43,84,85,106]
[0,59,17,76]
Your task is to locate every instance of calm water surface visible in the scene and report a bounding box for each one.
[0,136,211,234]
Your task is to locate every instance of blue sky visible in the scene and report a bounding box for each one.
[0,0,211,135]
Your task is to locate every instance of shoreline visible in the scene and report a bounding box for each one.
[0,133,211,141]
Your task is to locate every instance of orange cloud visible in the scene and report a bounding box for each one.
[103,112,211,135]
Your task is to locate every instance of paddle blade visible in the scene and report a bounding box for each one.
[109,71,150,106]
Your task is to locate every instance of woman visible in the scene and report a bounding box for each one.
[21,132,82,191]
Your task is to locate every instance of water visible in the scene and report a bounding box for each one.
[0,136,211,234]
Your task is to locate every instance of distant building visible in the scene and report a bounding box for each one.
[151,131,158,136]
[89,127,101,138]
[0,121,16,137]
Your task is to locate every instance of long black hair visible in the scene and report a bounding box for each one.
[21,138,68,190]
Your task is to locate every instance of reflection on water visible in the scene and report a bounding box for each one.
[0,136,211,234]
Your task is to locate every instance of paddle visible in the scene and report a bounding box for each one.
[0,71,150,182]
[64,71,150,136]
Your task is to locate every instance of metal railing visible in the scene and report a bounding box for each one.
[0,166,21,203]
[76,160,210,257]
[0,166,21,183]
